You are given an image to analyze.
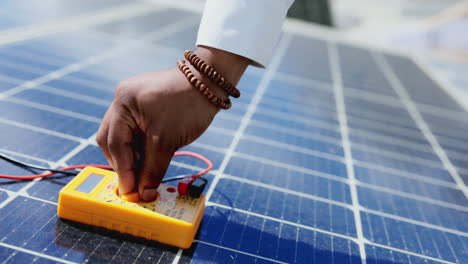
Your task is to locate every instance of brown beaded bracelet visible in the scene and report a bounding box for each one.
[177,60,232,110]
[184,50,241,98]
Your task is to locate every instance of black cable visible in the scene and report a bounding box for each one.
[161,175,190,183]
[0,153,77,176]
[1,152,208,186]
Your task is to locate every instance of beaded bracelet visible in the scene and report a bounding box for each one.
[177,60,232,110]
[184,50,241,98]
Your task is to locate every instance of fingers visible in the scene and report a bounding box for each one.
[107,113,137,195]
[96,104,114,167]
[138,135,174,201]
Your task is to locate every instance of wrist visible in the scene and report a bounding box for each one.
[195,46,250,86]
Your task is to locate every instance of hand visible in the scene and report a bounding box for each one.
[96,47,250,201]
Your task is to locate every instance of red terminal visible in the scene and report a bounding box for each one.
[178,176,197,195]
[0,150,213,198]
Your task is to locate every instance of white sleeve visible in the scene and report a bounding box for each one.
[196,0,294,68]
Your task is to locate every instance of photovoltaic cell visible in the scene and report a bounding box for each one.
[225,156,352,204]
[277,36,331,82]
[354,165,468,206]
[337,45,396,97]
[361,212,468,263]
[198,207,361,264]
[385,54,464,111]
[0,3,467,264]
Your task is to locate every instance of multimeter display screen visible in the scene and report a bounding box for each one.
[75,174,104,193]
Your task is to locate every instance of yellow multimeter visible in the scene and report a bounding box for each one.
[57,167,205,249]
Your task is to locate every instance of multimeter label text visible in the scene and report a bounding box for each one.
[95,177,201,223]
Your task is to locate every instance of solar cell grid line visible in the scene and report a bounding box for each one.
[0,2,158,47]
[189,240,289,264]
[330,42,466,262]
[7,96,103,124]
[351,144,440,167]
[0,117,85,144]
[346,106,413,124]
[364,242,455,264]
[220,174,352,208]
[348,129,435,155]
[421,110,468,131]
[253,109,341,133]
[352,150,452,182]
[230,147,460,194]
[228,151,442,208]
[19,22,348,262]
[342,89,401,110]
[337,45,396,98]
[1,133,96,210]
[416,100,468,117]
[257,96,338,120]
[192,34,292,260]
[356,182,468,212]
[21,139,464,224]
[384,55,463,112]
[0,45,125,100]
[350,134,438,160]
[338,83,403,104]
[0,242,77,264]
[8,93,106,124]
[433,133,468,151]
[0,16,202,264]
[0,46,72,67]
[0,18,201,160]
[204,201,357,242]
[7,72,460,204]
[194,204,362,264]
[255,98,432,144]
[328,42,367,262]
[354,160,456,187]
[274,71,334,94]
[0,14,199,100]
[230,152,350,185]
[203,34,291,200]
[32,84,111,106]
[347,115,421,137]
[359,206,468,237]
[346,112,418,131]
[257,106,339,129]
[1,6,468,264]
[247,120,343,145]
[374,53,468,200]
[351,136,431,159]
[254,109,339,130]
[257,101,338,124]
[241,135,345,161]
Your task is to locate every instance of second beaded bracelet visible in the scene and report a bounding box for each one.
[184,50,241,98]
[177,60,232,110]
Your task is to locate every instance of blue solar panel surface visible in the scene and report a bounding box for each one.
[0,2,467,264]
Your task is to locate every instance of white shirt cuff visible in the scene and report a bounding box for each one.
[196,0,294,68]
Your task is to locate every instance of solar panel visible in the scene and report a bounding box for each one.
[0,2,467,264]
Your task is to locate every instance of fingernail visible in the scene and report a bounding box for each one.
[141,188,157,201]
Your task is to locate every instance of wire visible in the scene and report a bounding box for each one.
[0,151,212,181]
[0,153,77,176]
[0,163,112,180]
[161,175,191,183]
[172,151,212,180]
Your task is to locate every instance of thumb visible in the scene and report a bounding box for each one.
[138,136,174,201]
